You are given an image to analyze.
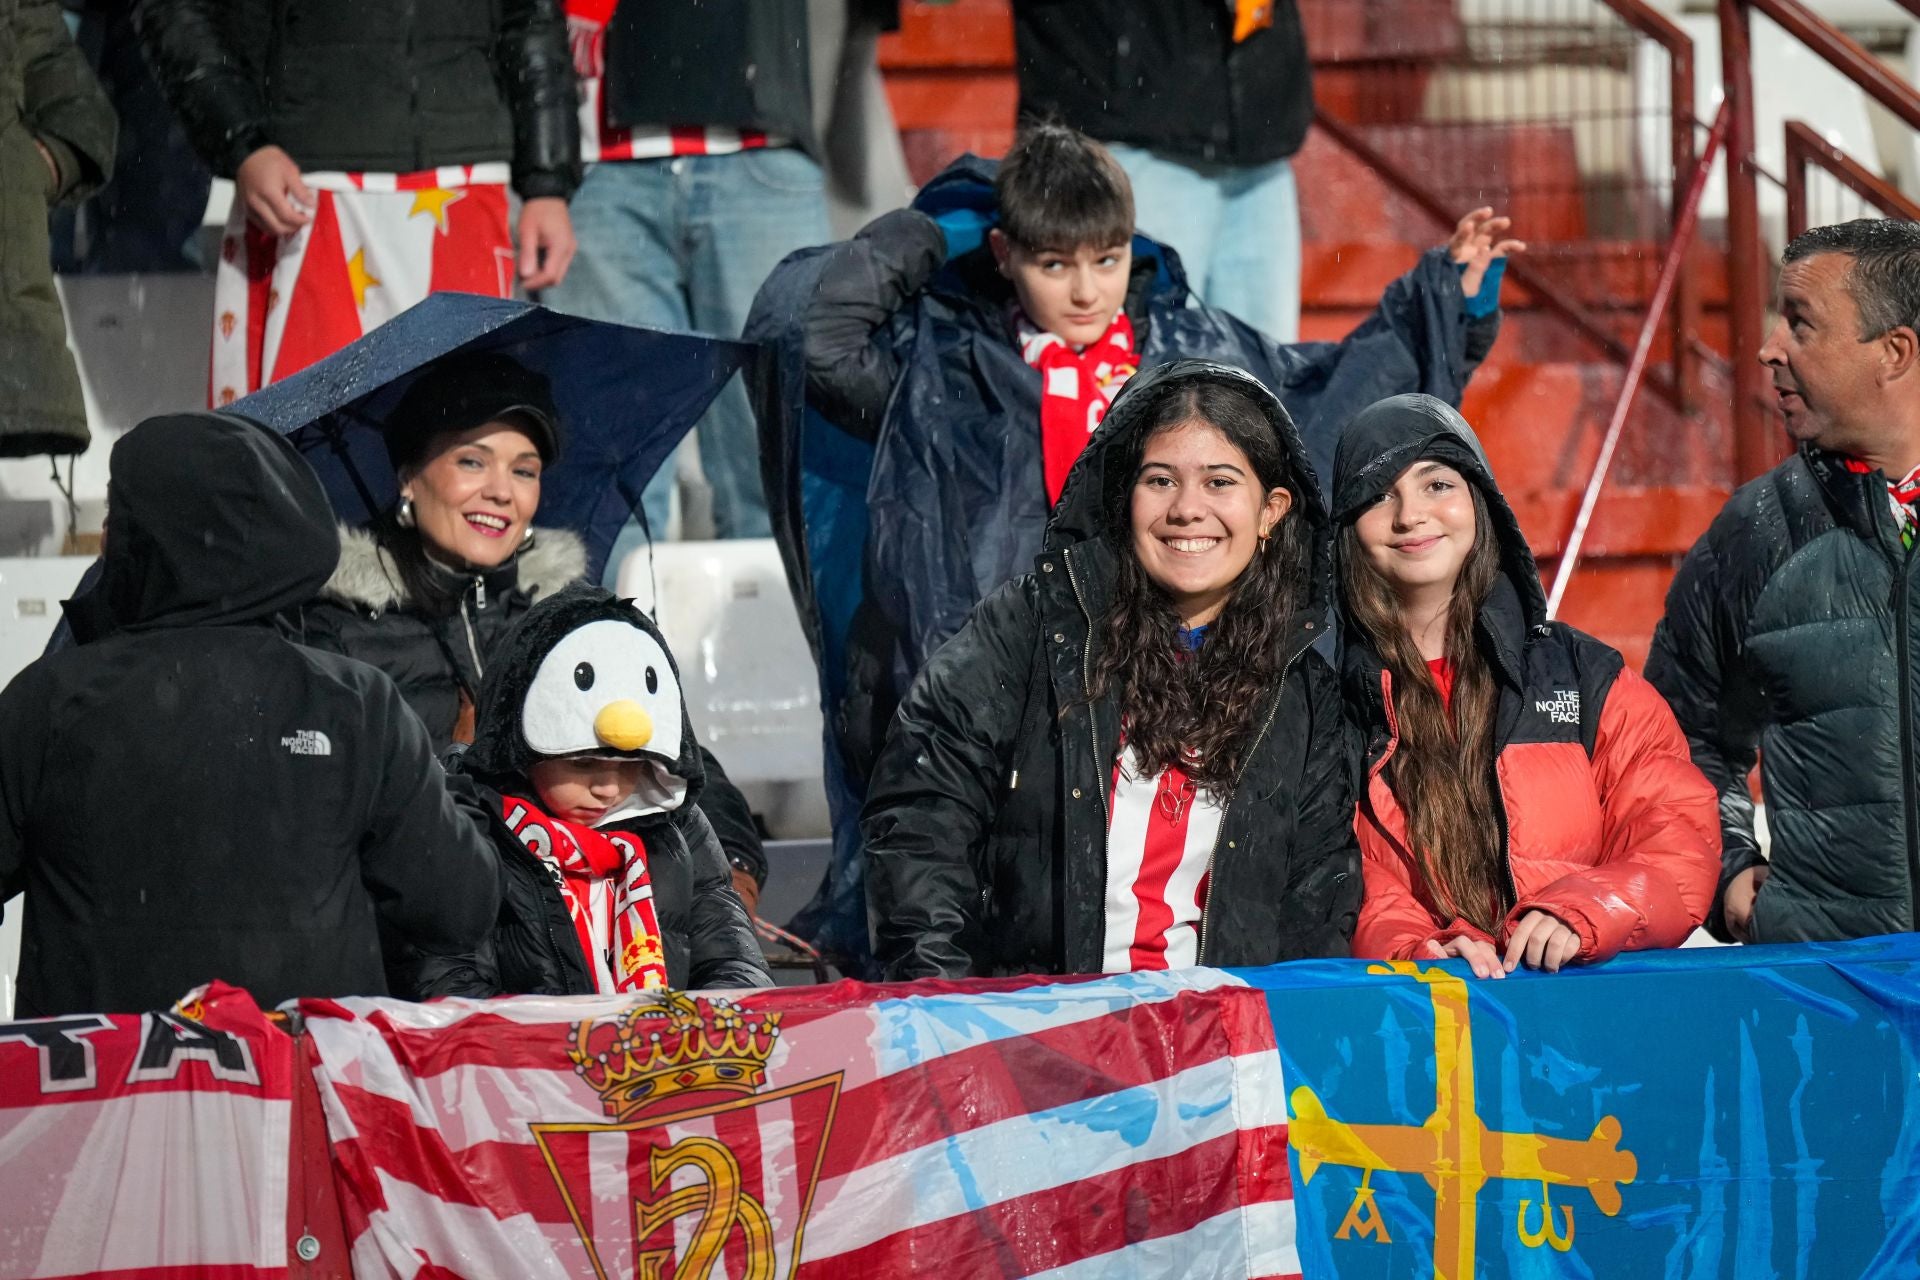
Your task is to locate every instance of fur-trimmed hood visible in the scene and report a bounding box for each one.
[320,524,587,616]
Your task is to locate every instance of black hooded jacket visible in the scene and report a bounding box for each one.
[418,585,771,995]
[862,361,1361,981]
[0,413,501,1017]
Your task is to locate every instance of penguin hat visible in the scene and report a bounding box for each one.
[463,584,702,816]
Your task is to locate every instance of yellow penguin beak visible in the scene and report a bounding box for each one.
[593,700,653,751]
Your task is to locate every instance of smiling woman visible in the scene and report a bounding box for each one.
[1333,394,1720,980]
[283,351,587,751]
[862,360,1361,981]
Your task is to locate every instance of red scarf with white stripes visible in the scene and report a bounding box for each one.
[499,794,669,994]
[1016,310,1139,506]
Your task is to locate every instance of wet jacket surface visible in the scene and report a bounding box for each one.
[2,0,116,456]
[0,414,500,1016]
[1647,446,1920,943]
[863,362,1361,981]
[135,0,580,198]
[1337,396,1719,962]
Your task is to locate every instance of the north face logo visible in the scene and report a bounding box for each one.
[281,730,332,757]
[1534,691,1580,725]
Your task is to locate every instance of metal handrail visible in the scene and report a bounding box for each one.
[1545,102,1731,619]
[1784,119,1920,239]
[1310,0,1704,411]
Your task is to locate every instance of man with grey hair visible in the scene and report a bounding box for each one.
[1648,217,1920,945]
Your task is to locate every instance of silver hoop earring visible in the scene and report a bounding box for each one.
[395,497,416,529]
[520,527,535,550]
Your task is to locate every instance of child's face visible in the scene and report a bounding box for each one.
[529,756,649,826]
[991,232,1132,347]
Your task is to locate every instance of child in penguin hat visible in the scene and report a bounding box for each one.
[427,584,772,995]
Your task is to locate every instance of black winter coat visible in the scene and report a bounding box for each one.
[863,362,1361,981]
[0,414,500,1017]
[134,0,580,199]
[1647,446,1920,943]
[419,786,772,996]
[1013,0,1312,166]
[285,525,586,757]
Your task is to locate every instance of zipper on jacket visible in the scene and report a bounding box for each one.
[1899,554,1920,928]
[1197,640,1313,965]
[1063,549,1112,969]
[462,590,485,679]
[406,0,423,172]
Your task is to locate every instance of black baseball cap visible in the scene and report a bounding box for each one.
[383,351,563,473]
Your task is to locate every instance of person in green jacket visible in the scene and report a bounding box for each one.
[1,0,115,459]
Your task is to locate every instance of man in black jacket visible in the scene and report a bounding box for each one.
[1647,218,1920,946]
[135,0,581,400]
[1014,0,1313,341]
[0,412,502,1016]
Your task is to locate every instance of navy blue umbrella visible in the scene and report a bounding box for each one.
[232,292,754,581]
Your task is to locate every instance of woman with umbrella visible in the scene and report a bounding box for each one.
[288,350,586,749]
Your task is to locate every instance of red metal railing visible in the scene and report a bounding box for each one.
[1547,102,1730,617]
[1720,0,1920,480]
[1784,121,1920,240]
[1306,0,1705,409]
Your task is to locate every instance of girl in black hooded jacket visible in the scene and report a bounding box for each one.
[863,361,1361,981]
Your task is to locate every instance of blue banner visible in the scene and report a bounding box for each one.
[1247,937,1920,1279]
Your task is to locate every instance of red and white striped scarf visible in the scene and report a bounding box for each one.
[500,794,669,994]
[1016,309,1139,506]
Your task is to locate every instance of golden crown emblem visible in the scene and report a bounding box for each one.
[568,992,781,1121]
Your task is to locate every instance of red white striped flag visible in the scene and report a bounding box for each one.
[299,970,1300,1278]
[210,166,515,407]
[0,983,293,1280]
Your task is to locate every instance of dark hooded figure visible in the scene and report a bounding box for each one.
[420,585,771,995]
[1332,394,1717,978]
[0,413,501,1017]
[863,360,1361,981]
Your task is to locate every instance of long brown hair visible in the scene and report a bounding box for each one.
[1339,481,1508,932]
[1087,381,1314,797]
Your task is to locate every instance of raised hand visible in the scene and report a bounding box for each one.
[1448,206,1526,298]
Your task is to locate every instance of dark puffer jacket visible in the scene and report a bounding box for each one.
[1647,447,1920,943]
[285,525,586,754]
[135,0,580,199]
[415,586,770,995]
[863,362,1361,981]
[2,0,116,457]
[1336,396,1718,963]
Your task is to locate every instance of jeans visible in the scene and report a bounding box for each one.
[540,148,832,576]
[1106,144,1302,343]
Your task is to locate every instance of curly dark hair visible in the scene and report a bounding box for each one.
[1086,380,1315,797]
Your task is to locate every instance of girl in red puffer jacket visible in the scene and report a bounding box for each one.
[1334,394,1720,977]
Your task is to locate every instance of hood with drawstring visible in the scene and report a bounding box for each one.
[1332,393,1718,965]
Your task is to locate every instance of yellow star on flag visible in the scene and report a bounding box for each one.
[408,186,465,234]
[347,248,381,311]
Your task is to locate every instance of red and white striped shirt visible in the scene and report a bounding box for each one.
[566,0,787,164]
[1103,751,1226,972]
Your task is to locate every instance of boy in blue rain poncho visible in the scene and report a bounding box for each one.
[745,122,1518,972]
